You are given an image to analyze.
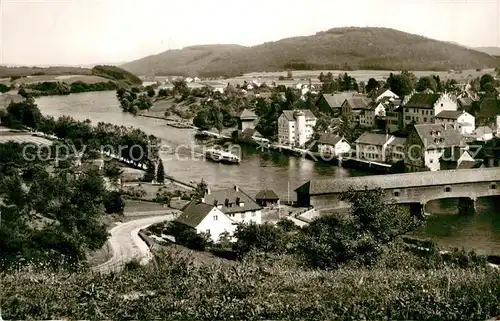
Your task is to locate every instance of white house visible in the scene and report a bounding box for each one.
[434,110,475,135]
[404,124,465,172]
[175,201,237,243]
[278,110,317,147]
[202,185,262,225]
[374,88,399,102]
[402,93,457,127]
[354,132,395,163]
[475,126,494,141]
[317,134,351,158]
[359,101,388,128]
[185,77,194,83]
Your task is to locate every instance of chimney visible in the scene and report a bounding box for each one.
[234,185,239,192]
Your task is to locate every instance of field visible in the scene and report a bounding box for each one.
[0,133,53,145]
[124,199,169,213]
[226,68,498,84]
[0,74,111,85]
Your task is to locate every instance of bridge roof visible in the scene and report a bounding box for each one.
[295,168,500,195]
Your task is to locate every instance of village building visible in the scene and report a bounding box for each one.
[374,88,399,102]
[316,134,351,158]
[434,110,475,135]
[341,96,371,117]
[402,93,457,128]
[202,185,262,225]
[404,124,465,172]
[457,97,474,113]
[385,102,404,133]
[278,110,317,147]
[439,147,481,170]
[354,132,395,163]
[385,136,407,164]
[359,100,388,128]
[175,201,237,243]
[237,109,258,131]
[315,92,354,116]
[255,190,280,207]
[474,126,494,141]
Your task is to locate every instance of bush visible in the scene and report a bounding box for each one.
[104,191,125,214]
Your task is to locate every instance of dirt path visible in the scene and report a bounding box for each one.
[93,213,178,272]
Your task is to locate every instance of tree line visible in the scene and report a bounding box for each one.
[18,81,118,97]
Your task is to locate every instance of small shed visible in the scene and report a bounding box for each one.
[255,189,280,207]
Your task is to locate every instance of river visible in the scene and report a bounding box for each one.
[35,91,500,255]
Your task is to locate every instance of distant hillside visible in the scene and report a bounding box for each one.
[474,46,500,57]
[121,27,499,77]
[0,66,92,79]
[91,65,142,85]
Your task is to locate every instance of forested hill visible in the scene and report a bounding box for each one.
[121,27,499,77]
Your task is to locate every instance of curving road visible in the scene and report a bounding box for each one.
[94,213,178,272]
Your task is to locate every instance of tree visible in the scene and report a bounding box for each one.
[416,76,438,92]
[297,188,423,268]
[143,159,156,182]
[233,222,285,257]
[147,88,155,98]
[104,191,125,214]
[365,78,380,94]
[387,72,415,96]
[192,179,208,200]
[0,83,9,93]
[211,107,224,135]
[480,74,496,92]
[156,159,165,184]
[104,163,124,187]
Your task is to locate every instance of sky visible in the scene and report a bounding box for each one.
[1,0,499,66]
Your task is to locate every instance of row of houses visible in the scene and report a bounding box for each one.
[316,89,500,137]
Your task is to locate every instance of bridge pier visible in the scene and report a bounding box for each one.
[458,197,476,216]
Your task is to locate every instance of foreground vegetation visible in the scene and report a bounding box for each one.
[3,249,499,320]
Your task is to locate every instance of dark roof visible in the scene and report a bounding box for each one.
[255,189,280,200]
[457,97,473,108]
[344,97,371,109]
[238,109,258,120]
[176,201,215,228]
[203,186,262,214]
[456,160,482,169]
[317,133,345,146]
[439,147,470,162]
[295,167,500,195]
[281,109,316,121]
[319,93,354,108]
[413,124,464,150]
[405,93,441,109]
[387,137,407,147]
[435,110,465,120]
[355,132,391,146]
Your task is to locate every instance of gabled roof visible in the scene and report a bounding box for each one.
[405,93,441,109]
[242,128,263,139]
[344,97,371,109]
[317,133,346,146]
[203,186,262,214]
[412,124,464,150]
[457,97,473,108]
[375,88,397,100]
[318,92,354,108]
[355,132,391,146]
[280,109,317,121]
[255,189,280,200]
[176,201,216,228]
[387,137,407,147]
[238,109,258,120]
[475,126,493,135]
[294,168,500,195]
[435,110,466,120]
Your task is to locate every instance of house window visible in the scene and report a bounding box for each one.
[491,183,497,190]
[252,212,256,217]
[213,215,218,221]
[445,186,451,192]
[424,117,427,122]
[429,159,433,163]
[393,190,400,197]
[206,229,210,234]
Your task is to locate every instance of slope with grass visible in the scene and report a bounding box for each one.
[474,46,500,57]
[121,27,499,77]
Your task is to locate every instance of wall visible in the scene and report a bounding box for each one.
[424,149,443,171]
[434,94,458,115]
[197,207,237,243]
[458,113,475,134]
